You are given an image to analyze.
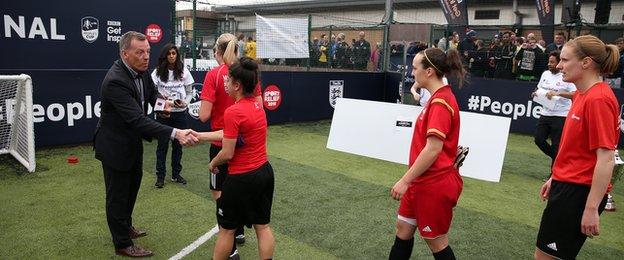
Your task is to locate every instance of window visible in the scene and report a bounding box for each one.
[475,10,500,20]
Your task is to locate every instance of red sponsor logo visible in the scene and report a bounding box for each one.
[263,85,282,110]
[145,24,162,43]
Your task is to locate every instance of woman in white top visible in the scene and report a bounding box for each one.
[151,43,195,188]
[531,51,576,179]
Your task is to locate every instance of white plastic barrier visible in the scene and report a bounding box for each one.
[327,98,511,182]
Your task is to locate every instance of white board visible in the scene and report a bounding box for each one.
[256,15,309,59]
[327,98,511,182]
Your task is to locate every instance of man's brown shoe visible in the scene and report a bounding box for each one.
[115,245,153,257]
[129,227,147,239]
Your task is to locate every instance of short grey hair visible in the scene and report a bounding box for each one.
[119,31,147,51]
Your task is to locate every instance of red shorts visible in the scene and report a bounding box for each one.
[397,172,463,239]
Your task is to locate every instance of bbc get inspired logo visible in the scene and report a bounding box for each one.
[263,85,282,110]
[145,24,162,43]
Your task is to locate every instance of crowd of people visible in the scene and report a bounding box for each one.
[431,30,624,87]
[308,31,376,70]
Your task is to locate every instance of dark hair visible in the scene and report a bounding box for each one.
[419,48,467,87]
[548,51,561,62]
[156,43,183,82]
[229,57,259,95]
[555,32,566,39]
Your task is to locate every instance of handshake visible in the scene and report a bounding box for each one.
[174,129,223,147]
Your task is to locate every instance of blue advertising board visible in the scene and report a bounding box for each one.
[1,0,171,71]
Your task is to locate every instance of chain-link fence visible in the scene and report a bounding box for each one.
[173,0,624,78]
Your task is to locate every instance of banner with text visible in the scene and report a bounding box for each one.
[535,0,555,44]
[438,0,468,26]
[256,15,309,59]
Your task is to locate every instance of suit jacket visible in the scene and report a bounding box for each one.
[94,59,173,171]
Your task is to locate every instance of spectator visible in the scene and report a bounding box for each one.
[537,40,546,52]
[236,34,246,58]
[372,42,382,71]
[469,39,488,77]
[353,31,372,70]
[512,37,525,76]
[310,38,320,67]
[329,34,338,66]
[605,37,624,88]
[448,34,459,50]
[334,33,351,69]
[319,34,328,46]
[545,32,566,53]
[493,32,515,79]
[406,41,422,55]
[515,38,544,81]
[244,36,256,59]
[437,35,447,51]
[318,40,329,68]
[458,30,477,65]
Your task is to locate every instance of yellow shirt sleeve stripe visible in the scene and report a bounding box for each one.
[427,128,446,139]
[431,98,455,116]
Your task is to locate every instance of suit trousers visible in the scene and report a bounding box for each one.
[103,160,142,249]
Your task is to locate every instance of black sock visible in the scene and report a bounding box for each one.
[235,226,244,236]
[432,245,455,260]
[230,238,237,255]
[389,236,414,260]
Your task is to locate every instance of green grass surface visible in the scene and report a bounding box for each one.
[1,121,623,259]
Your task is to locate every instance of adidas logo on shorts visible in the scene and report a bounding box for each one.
[422,226,432,232]
[218,208,224,216]
[547,242,557,251]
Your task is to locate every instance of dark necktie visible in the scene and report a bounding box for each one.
[135,73,145,111]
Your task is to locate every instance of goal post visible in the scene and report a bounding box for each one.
[0,74,35,172]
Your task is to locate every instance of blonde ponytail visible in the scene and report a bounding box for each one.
[223,39,238,65]
[602,44,620,75]
[214,33,238,65]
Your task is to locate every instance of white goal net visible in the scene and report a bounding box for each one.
[0,74,35,172]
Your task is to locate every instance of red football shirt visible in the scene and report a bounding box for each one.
[409,85,461,184]
[200,64,262,146]
[552,82,620,186]
[222,97,268,174]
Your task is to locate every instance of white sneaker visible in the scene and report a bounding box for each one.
[228,249,240,260]
[235,234,246,245]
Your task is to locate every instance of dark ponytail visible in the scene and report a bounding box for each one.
[229,57,259,95]
[420,48,467,87]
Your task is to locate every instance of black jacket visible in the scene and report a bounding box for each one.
[94,59,173,171]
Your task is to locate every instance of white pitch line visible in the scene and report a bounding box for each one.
[169,224,219,260]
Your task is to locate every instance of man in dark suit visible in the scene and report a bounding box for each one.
[94,31,199,257]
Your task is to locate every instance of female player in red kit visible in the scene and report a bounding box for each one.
[389,48,466,260]
[209,57,275,260]
[534,35,620,260]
